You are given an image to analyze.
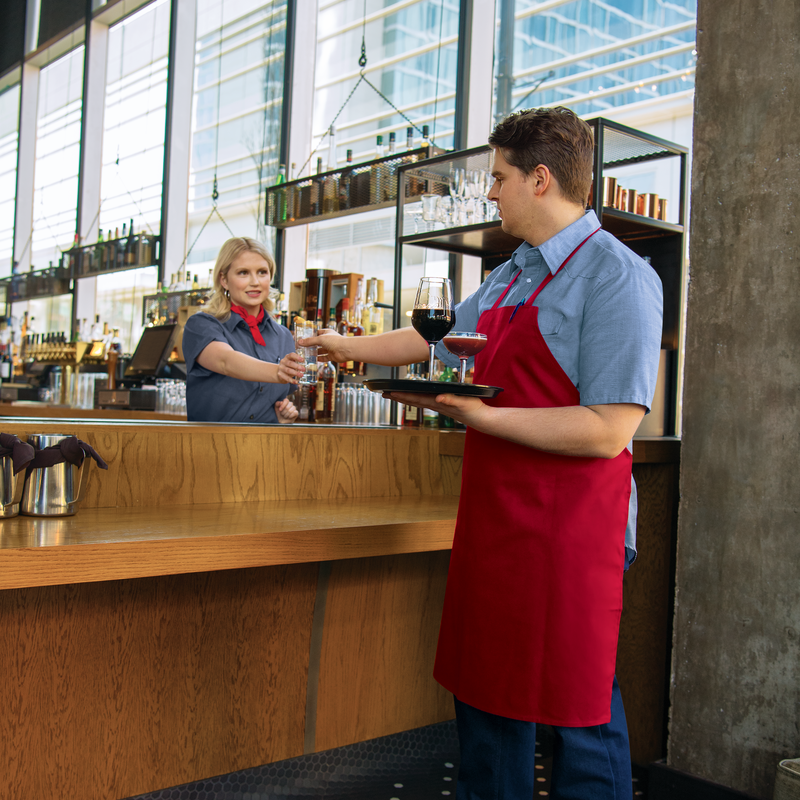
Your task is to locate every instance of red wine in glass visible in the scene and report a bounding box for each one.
[443,332,488,382]
[412,278,455,378]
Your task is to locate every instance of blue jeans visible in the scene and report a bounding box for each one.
[453,677,631,800]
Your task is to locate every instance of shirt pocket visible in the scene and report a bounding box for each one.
[537,309,564,336]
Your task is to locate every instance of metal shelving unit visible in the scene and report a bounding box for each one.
[393,119,689,436]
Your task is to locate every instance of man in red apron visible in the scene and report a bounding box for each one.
[302,107,663,799]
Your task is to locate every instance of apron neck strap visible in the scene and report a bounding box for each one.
[528,226,601,306]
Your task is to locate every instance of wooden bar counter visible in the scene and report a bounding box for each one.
[0,419,679,799]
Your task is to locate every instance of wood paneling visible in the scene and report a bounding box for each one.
[0,424,445,508]
[0,496,458,590]
[618,462,679,764]
[314,551,454,751]
[0,564,317,800]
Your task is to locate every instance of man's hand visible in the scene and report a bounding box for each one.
[386,391,489,428]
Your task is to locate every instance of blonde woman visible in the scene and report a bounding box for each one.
[182,238,303,423]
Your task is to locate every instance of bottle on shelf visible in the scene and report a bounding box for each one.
[349,286,366,376]
[322,125,339,214]
[338,149,353,210]
[388,131,396,154]
[336,298,354,374]
[311,157,324,216]
[275,164,288,223]
[406,127,414,152]
[315,357,336,423]
[421,124,430,156]
[362,277,383,336]
[402,363,423,427]
[90,315,103,341]
[376,135,385,158]
[0,344,11,385]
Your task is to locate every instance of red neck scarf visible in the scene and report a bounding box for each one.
[230,304,266,346]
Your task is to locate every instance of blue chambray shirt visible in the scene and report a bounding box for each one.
[434,210,664,561]
[182,310,295,424]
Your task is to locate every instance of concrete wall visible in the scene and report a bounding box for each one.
[671,1,800,797]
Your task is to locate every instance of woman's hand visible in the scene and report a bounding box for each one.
[277,352,305,384]
[275,397,299,423]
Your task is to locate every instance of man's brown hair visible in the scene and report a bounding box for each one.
[488,107,593,206]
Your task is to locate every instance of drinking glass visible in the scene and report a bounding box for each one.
[293,320,318,385]
[443,332,488,383]
[412,277,455,379]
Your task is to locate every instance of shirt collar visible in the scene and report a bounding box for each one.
[223,308,272,332]
[512,210,600,275]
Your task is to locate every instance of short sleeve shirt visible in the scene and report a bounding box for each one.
[434,210,664,558]
[182,310,295,424]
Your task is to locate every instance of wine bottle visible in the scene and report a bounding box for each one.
[338,149,353,210]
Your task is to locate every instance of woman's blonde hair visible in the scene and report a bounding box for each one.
[202,237,276,320]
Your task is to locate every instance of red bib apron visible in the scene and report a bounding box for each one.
[433,230,632,726]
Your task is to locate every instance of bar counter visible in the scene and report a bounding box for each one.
[0,420,679,800]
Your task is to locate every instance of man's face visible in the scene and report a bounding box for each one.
[486,148,538,240]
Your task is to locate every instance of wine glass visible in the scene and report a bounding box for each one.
[443,332,488,383]
[412,277,455,379]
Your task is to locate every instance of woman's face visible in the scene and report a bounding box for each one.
[220,250,272,316]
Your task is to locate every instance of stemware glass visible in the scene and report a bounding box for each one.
[411,277,455,379]
[443,332,488,383]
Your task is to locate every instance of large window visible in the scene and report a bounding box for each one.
[0,84,20,278]
[99,0,171,243]
[31,46,84,272]
[186,0,288,275]
[308,0,460,321]
[314,0,460,166]
[493,0,697,121]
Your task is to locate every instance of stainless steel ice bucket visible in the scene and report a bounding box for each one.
[0,455,26,518]
[20,433,87,517]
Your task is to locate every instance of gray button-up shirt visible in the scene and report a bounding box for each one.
[182,310,294,424]
[435,210,664,560]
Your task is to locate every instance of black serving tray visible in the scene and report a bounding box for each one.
[364,379,503,399]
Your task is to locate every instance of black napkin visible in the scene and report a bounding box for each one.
[0,433,36,474]
[28,436,109,471]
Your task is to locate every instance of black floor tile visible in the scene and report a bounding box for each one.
[126,720,648,800]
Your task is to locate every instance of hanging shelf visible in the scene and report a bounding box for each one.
[62,233,161,279]
[265,146,445,229]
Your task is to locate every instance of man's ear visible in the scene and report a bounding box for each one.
[529,164,553,197]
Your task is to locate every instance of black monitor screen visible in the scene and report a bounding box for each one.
[125,324,176,377]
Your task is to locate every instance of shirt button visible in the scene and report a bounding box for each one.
[526,278,532,282]
[259,387,263,393]
[250,415,254,420]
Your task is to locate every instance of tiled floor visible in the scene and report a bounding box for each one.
[126,720,648,800]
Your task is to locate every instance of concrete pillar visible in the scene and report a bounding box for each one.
[670,1,800,798]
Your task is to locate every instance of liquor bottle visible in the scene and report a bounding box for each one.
[402,363,423,427]
[376,135,385,157]
[362,277,383,336]
[95,230,105,271]
[191,273,201,303]
[125,219,135,265]
[322,126,339,214]
[421,124,430,156]
[338,149,353,210]
[275,164,288,223]
[0,344,11,385]
[311,157,324,216]
[328,305,336,330]
[406,127,414,151]
[206,268,213,289]
[388,132,396,154]
[90,315,103,341]
[348,285,366,376]
[337,298,353,375]
[315,358,336,423]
